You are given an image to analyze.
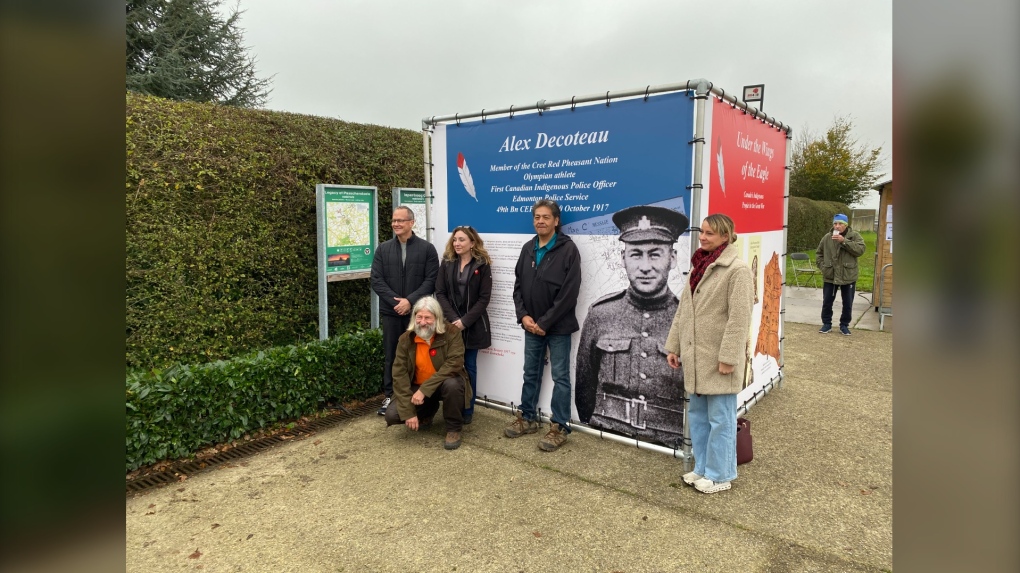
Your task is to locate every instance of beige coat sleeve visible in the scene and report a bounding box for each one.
[718,265,754,367]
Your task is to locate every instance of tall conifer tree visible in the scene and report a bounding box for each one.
[126,0,271,108]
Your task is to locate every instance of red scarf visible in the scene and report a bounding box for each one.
[689,243,728,293]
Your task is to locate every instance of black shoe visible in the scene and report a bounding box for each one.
[839,325,852,336]
[377,396,391,416]
[818,325,832,334]
[463,412,473,425]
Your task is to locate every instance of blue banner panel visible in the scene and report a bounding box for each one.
[445,92,694,234]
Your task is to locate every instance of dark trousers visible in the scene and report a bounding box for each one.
[384,377,466,432]
[821,282,856,328]
[380,314,411,397]
[463,348,478,415]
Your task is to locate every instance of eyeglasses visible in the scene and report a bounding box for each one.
[391,218,412,224]
[453,225,474,232]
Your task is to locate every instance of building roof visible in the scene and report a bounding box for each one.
[872,179,893,191]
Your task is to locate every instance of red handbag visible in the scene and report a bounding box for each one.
[737,417,753,465]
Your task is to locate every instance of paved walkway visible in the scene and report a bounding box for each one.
[126,292,892,573]
[784,285,892,332]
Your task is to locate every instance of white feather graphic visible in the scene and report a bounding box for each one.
[716,136,726,197]
[457,152,478,201]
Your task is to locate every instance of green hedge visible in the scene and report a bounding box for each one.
[787,196,852,253]
[125,329,382,471]
[126,92,423,369]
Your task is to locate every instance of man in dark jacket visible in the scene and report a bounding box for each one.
[370,206,439,414]
[574,205,688,449]
[816,213,866,335]
[504,200,581,452]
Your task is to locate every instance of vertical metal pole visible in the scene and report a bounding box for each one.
[315,185,329,340]
[778,126,793,386]
[689,80,709,231]
[371,188,380,330]
[682,81,710,471]
[371,292,379,329]
[422,127,433,244]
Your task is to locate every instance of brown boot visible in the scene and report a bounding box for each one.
[539,423,568,452]
[504,411,539,438]
[444,431,462,450]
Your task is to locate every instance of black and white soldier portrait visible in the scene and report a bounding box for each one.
[574,205,690,449]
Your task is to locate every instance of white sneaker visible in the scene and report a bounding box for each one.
[693,478,731,494]
[377,396,391,416]
[681,471,703,486]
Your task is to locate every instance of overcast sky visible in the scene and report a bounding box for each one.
[226,0,892,208]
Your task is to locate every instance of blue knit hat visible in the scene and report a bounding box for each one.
[833,213,848,224]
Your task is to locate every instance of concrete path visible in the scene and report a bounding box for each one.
[126,313,893,572]
[784,285,892,332]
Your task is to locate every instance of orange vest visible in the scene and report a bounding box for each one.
[414,335,437,384]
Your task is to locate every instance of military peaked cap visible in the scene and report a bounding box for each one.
[612,205,689,244]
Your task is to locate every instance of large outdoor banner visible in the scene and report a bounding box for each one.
[703,98,788,406]
[431,92,695,449]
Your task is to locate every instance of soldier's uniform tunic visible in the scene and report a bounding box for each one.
[575,288,684,448]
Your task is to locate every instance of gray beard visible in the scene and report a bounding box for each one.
[414,324,436,340]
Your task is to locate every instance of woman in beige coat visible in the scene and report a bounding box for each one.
[665,214,754,494]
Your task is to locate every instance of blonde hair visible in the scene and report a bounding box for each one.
[406,296,446,334]
[702,213,737,244]
[442,226,492,265]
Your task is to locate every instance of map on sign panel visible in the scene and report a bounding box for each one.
[326,202,370,247]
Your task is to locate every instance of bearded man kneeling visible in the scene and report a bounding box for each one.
[384,296,472,450]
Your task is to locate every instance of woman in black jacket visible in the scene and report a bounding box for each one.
[435,225,492,424]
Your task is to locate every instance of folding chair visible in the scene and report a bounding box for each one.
[790,252,820,287]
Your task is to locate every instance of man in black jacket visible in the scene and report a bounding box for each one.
[504,200,582,452]
[370,206,439,414]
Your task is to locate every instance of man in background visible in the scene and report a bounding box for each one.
[816,213,866,335]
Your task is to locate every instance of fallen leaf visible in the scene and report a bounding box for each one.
[177,474,188,482]
[188,549,202,559]
[869,485,879,490]
[860,490,872,495]
[532,531,542,538]
[211,524,220,529]
[642,516,648,521]
[148,504,156,508]
[246,534,254,540]
[313,440,322,446]
[837,481,848,487]
[177,488,186,492]
[145,511,155,515]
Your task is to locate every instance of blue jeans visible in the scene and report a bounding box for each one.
[821,282,855,328]
[463,348,478,415]
[688,393,737,483]
[520,331,572,432]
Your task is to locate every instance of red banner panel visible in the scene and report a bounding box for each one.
[707,99,787,233]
